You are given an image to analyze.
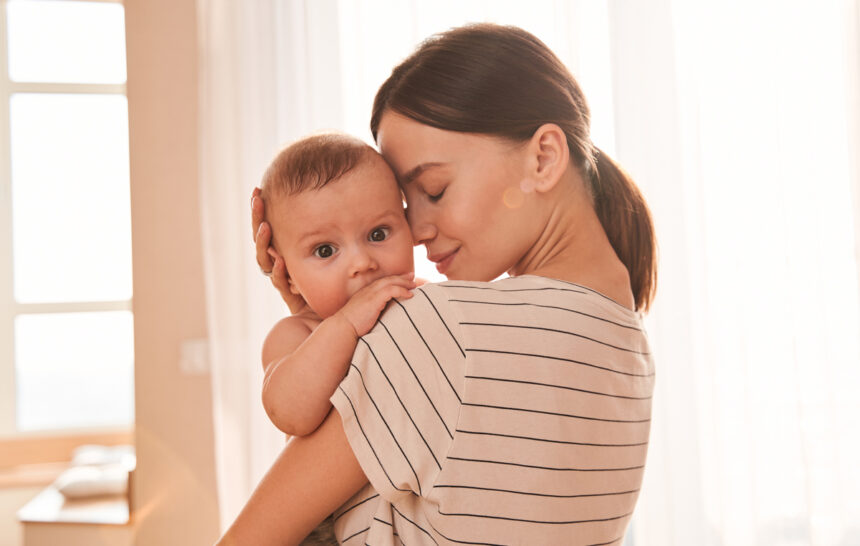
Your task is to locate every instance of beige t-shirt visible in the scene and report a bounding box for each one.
[330,275,654,545]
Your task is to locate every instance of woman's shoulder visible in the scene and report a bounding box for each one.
[413,275,643,331]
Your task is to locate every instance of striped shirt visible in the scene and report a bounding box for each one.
[330,275,654,545]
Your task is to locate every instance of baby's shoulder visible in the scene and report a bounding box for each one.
[261,313,320,368]
[268,313,319,336]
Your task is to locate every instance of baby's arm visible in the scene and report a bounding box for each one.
[261,273,415,436]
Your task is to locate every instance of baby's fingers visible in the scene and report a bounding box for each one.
[376,283,414,304]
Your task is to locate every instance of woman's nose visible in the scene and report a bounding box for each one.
[407,205,436,246]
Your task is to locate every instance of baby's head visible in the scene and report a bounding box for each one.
[261,133,414,318]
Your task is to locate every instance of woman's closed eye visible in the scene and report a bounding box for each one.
[369,226,390,242]
[313,243,337,259]
[426,188,445,202]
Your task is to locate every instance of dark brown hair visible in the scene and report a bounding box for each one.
[371,23,657,311]
[260,132,374,198]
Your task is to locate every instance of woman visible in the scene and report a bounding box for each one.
[223,23,656,545]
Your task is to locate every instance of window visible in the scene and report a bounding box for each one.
[0,0,133,438]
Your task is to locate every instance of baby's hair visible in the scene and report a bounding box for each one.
[261,132,375,198]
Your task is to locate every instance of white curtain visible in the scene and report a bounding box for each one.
[611,1,860,545]
[197,1,860,543]
[197,0,348,530]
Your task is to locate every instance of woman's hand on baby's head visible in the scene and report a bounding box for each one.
[335,273,417,338]
[269,253,311,315]
[251,187,274,272]
[252,187,308,314]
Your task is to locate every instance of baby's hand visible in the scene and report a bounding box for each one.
[336,273,417,337]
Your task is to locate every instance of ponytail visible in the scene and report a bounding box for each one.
[591,148,657,312]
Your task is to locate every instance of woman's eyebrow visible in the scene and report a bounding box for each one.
[401,162,446,184]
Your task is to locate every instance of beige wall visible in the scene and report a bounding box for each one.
[126,0,220,544]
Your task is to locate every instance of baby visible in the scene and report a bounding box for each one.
[258,133,416,544]
[258,132,415,438]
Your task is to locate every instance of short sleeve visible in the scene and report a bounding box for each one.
[331,283,466,502]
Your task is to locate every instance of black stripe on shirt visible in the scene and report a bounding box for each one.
[460,322,650,355]
[348,364,423,495]
[456,428,648,448]
[418,288,466,357]
[462,402,651,424]
[449,299,642,331]
[359,339,443,470]
[465,375,653,400]
[336,386,414,495]
[436,508,634,525]
[393,298,462,403]
[391,504,439,545]
[447,456,644,473]
[424,518,507,546]
[379,320,454,440]
[465,348,655,378]
[334,493,380,522]
[442,284,588,296]
[433,484,640,499]
[534,277,635,312]
[341,525,370,543]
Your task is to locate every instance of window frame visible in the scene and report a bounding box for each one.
[0,0,133,444]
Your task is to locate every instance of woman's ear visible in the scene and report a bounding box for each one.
[524,123,569,193]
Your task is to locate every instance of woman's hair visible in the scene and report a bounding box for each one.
[371,23,657,311]
[261,132,374,197]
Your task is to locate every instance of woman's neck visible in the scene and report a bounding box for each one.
[509,174,635,309]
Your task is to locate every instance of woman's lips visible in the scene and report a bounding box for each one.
[431,248,459,275]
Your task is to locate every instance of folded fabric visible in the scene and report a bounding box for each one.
[54,464,129,499]
[70,444,135,468]
[54,444,136,499]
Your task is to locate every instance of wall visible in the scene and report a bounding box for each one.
[125,0,220,543]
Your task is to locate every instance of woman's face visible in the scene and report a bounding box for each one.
[377,112,544,281]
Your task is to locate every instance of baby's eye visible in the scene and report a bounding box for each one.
[313,244,336,258]
[369,227,390,242]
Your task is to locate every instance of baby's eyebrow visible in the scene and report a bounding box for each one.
[296,229,327,246]
[401,162,446,184]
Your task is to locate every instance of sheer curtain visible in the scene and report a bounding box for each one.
[197,0,347,530]
[611,1,860,545]
[198,0,860,542]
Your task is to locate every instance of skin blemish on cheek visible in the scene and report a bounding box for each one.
[503,186,525,209]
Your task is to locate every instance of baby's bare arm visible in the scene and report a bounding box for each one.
[261,315,359,437]
[261,274,416,437]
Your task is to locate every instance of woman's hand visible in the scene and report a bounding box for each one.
[251,188,308,314]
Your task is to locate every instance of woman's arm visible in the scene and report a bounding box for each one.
[217,408,368,546]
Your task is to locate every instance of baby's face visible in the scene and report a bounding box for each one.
[269,154,414,318]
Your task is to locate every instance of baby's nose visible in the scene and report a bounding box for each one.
[349,248,378,277]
